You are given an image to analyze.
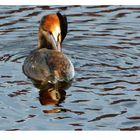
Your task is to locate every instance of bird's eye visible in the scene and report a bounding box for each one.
[49,31,52,35]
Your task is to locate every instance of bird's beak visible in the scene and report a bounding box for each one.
[51,36,62,52]
[49,32,62,52]
[49,33,57,50]
[42,30,57,50]
[42,29,62,51]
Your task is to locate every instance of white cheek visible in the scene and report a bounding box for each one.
[53,26,61,41]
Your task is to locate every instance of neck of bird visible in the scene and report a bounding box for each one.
[38,30,54,50]
[38,35,49,49]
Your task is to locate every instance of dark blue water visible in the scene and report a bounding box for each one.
[0,5,140,130]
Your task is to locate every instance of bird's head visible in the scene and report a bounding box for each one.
[38,12,67,51]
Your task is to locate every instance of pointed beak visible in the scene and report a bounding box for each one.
[43,31,57,50]
[49,34,62,52]
[42,29,62,51]
[48,34,62,51]
[50,34,57,50]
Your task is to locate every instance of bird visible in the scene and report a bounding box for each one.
[22,12,75,91]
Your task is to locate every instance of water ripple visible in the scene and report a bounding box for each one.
[0,5,140,130]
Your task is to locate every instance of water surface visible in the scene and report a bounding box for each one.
[0,5,140,130]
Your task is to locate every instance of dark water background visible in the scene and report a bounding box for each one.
[0,5,140,130]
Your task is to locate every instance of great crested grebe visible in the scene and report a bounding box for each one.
[23,12,75,90]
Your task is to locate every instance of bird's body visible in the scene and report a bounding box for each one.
[23,48,74,89]
[23,12,74,90]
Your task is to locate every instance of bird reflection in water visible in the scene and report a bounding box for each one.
[39,87,66,105]
[38,82,71,113]
[32,78,72,113]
